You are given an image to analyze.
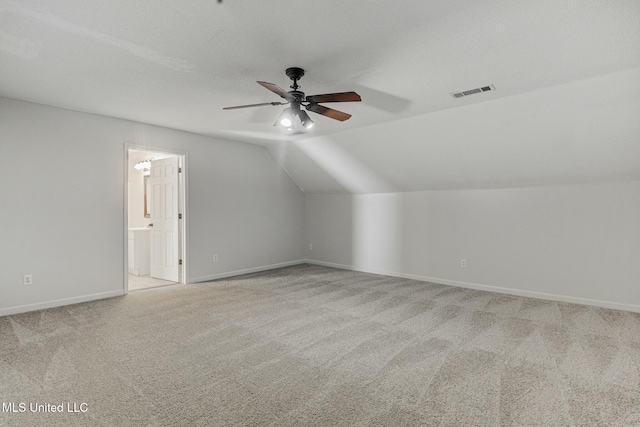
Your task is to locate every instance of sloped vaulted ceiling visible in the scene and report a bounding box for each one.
[1,0,639,193]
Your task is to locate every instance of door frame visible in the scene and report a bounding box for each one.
[124,143,188,293]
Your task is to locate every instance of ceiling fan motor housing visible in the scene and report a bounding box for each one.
[290,90,305,102]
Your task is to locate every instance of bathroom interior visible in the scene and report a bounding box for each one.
[127,149,183,291]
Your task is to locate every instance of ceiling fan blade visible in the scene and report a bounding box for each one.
[223,101,287,110]
[257,81,295,101]
[306,92,361,103]
[306,104,352,121]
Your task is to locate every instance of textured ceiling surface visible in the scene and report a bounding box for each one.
[1,0,639,193]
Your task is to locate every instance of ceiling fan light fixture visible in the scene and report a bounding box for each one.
[280,117,293,127]
[227,68,362,130]
[274,108,294,128]
[299,110,314,129]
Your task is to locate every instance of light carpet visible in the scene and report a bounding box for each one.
[1,264,640,426]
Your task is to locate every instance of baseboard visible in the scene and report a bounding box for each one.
[304,259,640,313]
[6,260,636,316]
[0,290,126,317]
[190,259,307,283]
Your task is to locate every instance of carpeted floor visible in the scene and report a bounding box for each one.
[1,264,639,426]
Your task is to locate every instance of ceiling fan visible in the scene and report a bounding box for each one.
[223,67,361,130]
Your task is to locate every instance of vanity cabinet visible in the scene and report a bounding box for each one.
[128,228,150,276]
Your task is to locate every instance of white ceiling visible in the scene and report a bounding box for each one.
[2,0,639,193]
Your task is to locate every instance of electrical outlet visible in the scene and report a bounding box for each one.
[213,254,218,262]
[461,259,467,268]
[24,274,33,285]
[309,244,312,250]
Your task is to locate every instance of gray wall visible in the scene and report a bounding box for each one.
[305,182,640,311]
[2,95,639,316]
[0,97,305,315]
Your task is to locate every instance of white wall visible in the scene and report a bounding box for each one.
[0,97,305,315]
[3,95,637,316]
[305,182,640,311]
[272,68,640,194]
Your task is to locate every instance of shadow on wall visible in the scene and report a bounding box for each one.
[297,137,407,273]
[296,136,406,273]
[305,182,640,311]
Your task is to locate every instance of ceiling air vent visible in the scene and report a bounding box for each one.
[451,84,495,99]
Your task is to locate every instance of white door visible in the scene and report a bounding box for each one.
[149,157,180,282]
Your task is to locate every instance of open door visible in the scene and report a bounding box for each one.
[149,157,180,282]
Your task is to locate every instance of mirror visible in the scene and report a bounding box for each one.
[144,176,151,218]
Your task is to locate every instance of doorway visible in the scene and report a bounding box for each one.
[125,147,187,292]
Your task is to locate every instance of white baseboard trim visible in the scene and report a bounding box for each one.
[304,259,640,313]
[0,290,126,317]
[190,259,307,283]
